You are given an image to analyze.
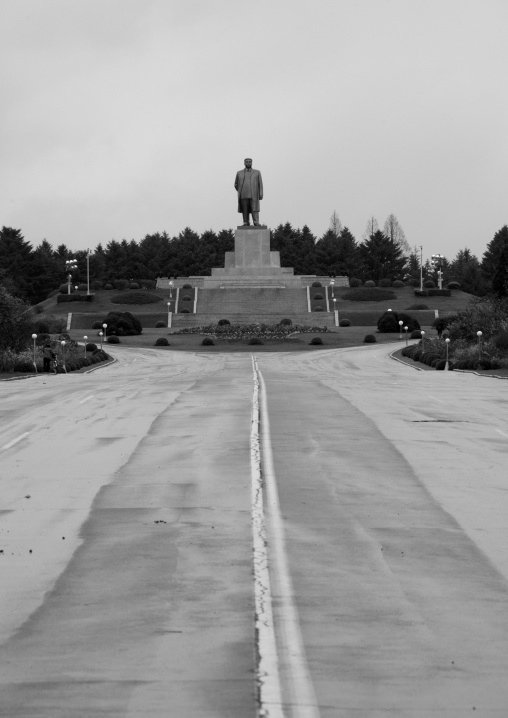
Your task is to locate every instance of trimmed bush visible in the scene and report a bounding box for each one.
[182,295,192,301]
[348,278,362,287]
[92,321,103,329]
[103,311,142,336]
[423,280,436,288]
[447,281,461,290]
[406,303,429,310]
[218,318,231,326]
[248,337,264,345]
[104,283,113,290]
[85,342,98,352]
[58,284,70,293]
[313,293,324,300]
[411,329,422,339]
[364,280,376,287]
[392,280,405,288]
[309,337,323,345]
[113,279,129,290]
[129,283,140,289]
[182,283,192,289]
[342,288,396,302]
[107,335,120,344]
[155,337,169,346]
[494,330,508,350]
[311,282,322,287]
[155,321,166,328]
[363,334,377,343]
[377,311,420,333]
[77,284,88,292]
[407,278,420,287]
[435,360,447,370]
[279,318,292,326]
[180,308,190,313]
[313,306,325,311]
[201,337,215,346]
[339,318,351,327]
[478,358,492,370]
[378,278,391,288]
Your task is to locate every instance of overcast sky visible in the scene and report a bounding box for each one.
[1,0,507,262]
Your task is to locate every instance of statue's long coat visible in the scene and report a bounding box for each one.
[234,169,263,213]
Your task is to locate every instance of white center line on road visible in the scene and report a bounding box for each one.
[495,429,508,438]
[78,394,95,404]
[0,432,30,452]
[254,357,321,718]
[429,395,445,404]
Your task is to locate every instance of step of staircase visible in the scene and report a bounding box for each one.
[196,287,308,315]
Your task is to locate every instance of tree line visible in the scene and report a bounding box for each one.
[1,217,507,304]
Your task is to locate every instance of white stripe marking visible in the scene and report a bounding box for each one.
[256,359,321,718]
[78,394,95,404]
[495,429,508,438]
[0,432,30,452]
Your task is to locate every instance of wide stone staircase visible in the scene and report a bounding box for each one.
[195,287,308,315]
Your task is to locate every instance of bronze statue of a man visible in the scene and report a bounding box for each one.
[234,158,263,226]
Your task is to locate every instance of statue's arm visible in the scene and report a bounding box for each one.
[258,172,263,200]
[234,172,240,191]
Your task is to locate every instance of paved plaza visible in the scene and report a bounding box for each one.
[1,344,508,717]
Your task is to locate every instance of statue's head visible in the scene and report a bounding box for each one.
[244,158,252,169]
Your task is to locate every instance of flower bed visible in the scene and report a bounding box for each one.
[175,322,329,340]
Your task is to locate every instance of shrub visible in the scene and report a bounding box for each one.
[313,306,324,311]
[407,278,420,287]
[378,278,391,287]
[129,283,140,289]
[342,288,396,302]
[377,311,420,333]
[201,337,215,345]
[313,293,324,300]
[349,278,362,287]
[435,360,447,370]
[406,303,429,310]
[182,295,192,301]
[85,342,98,352]
[104,283,113,290]
[424,280,436,288]
[155,337,169,346]
[180,308,190,313]
[363,334,377,343]
[92,281,102,290]
[76,283,87,292]
[107,335,120,344]
[364,280,376,287]
[478,358,492,370]
[248,337,264,345]
[103,311,142,336]
[494,329,508,350]
[311,282,322,287]
[113,279,129,290]
[111,291,161,305]
[218,318,231,326]
[182,283,192,289]
[339,318,351,327]
[92,321,103,329]
[392,280,405,288]
[447,281,461,290]
[155,321,166,328]
[309,337,323,345]
[279,318,292,326]
[411,329,422,339]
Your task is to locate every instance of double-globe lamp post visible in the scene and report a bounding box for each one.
[83,336,88,356]
[103,323,107,346]
[431,254,445,290]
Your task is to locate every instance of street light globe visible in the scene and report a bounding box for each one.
[398,320,403,326]
[404,326,408,331]
[98,331,103,337]
[445,338,450,344]
[31,333,37,339]
[84,335,88,341]
[167,302,171,307]
[421,331,425,337]
[61,340,66,347]
[387,308,392,312]
[477,330,483,337]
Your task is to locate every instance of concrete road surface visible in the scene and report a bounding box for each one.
[0,344,507,717]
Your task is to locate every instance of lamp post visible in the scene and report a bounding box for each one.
[169,281,173,298]
[31,333,37,372]
[477,330,483,361]
[330,279,335,298]
[431,254,445,290]
[99,331,103,350]
[445,337,450,371]
[61,340,67,372]
[398,320,403,339]
[83,336,88,356]
[167,302,172,328]
[420,245,423,291]
[404,325,409,346]
[102,323,107,344]
[65,258,77,294]
[421,330,425,350]
[86,249,91,295]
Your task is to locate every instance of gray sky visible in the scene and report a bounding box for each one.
[1,0,507,262]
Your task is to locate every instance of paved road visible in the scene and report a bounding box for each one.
[0,345,507,717]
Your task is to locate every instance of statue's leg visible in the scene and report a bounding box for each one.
[252,211,260,226]
[241,199,250,225]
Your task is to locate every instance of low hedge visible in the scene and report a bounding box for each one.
[342,288,396,302]
[110,291,161,305]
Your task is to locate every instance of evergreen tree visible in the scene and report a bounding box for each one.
[482,225,508,291]
[0,227,35,299]
[359,230,407,282]
[492,243,508,297]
